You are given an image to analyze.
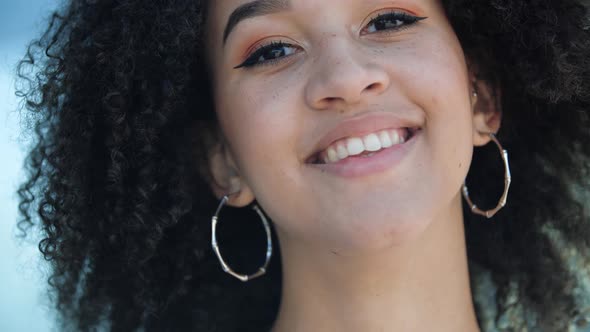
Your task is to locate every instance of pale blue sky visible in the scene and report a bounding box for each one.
[1,1,58,331]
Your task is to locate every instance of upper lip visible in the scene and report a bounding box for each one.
[305,112,422,163]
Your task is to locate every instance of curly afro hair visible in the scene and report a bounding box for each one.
[16,0,590,331]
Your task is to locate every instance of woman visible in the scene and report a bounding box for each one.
[16,0,590,331]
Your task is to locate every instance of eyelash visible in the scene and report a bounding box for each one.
[234,41,300,69]
[234,10,427,69]
[361,11,427,35]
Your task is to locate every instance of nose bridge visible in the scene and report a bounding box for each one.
[304,35,389,110]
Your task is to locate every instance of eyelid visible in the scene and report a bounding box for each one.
[235,37,303,69]
[359,7,425,34]
[241,36,301,59]
[363,6,421,22]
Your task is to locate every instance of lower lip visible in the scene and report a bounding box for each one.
[307,130,420,178]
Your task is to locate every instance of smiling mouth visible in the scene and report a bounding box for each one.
[307,127,422,165]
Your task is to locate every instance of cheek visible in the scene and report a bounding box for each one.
[386,31,474,192]
[214,69,306,191]
[422,42,474,195]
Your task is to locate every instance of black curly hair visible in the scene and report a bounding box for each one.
[16,0,590,331]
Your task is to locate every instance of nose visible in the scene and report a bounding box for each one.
[304,40,390,110]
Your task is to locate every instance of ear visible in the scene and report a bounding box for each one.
[207,141,255,207]
[470,74,502,147]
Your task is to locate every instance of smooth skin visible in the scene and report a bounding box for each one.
[206,0,501,331]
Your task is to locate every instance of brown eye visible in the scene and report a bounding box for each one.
[361,11,427,35]
[235,41,302,69]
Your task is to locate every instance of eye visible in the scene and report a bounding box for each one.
[361,10,427,35]
[234,41,302,69]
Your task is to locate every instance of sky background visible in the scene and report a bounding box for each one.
[1,1,59,331]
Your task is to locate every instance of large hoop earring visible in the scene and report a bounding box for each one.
[462,133,512,219]
[211,195,273,282]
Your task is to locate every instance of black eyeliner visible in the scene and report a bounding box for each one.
[362,11,428,35]
[234,41,293,69]
[368,11,428,26]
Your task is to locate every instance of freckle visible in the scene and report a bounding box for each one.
[459,162,462,168]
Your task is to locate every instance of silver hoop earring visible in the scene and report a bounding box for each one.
[462,133,511,219]
[211,195,273,282]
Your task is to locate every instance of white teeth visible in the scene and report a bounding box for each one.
[379,131,393,148]
[363,133,381,152]
[336,143,349,159]
[389,130,400,145]
[327,147,338,163]
[346,137,365,156]
[317,128,412,164]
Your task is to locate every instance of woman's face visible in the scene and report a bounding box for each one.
[206,0,477,251]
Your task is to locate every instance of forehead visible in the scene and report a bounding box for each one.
[208,0,440,17]
[206,0,440,44]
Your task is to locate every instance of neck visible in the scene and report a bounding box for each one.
[270,193,480,332]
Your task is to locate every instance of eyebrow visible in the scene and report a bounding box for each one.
[222,0,291,45]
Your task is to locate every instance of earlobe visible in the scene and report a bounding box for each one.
[207,142,256,207]
[471,79,502,147]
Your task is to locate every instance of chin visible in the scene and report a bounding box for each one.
[317,208,435,254]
